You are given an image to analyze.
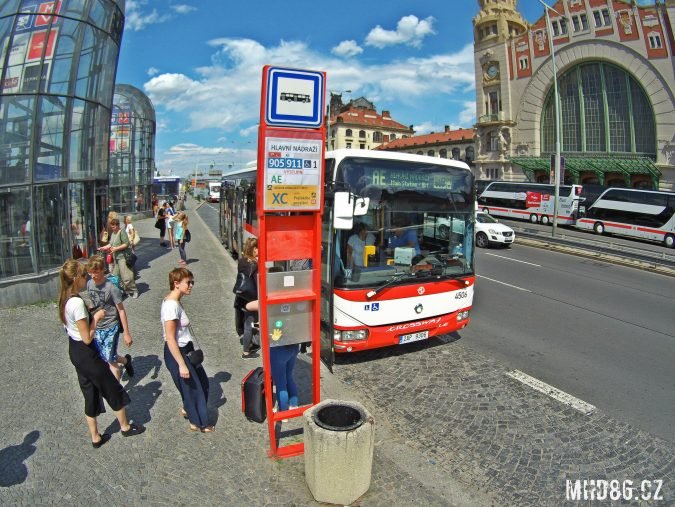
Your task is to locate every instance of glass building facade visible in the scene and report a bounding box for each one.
[541,62,656,158]
[110,84,155,214]
[0,0,124,283]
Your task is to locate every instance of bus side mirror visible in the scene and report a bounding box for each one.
[334,192,354,230]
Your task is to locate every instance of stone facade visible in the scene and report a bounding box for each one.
[327,96,414,151]
[473,0,675,190]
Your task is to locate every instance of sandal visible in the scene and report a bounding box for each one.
[121,423,146,437]
[189,424,200,432]
[92,433,111,449]
[180,408,188,419]
[201,426,215,433]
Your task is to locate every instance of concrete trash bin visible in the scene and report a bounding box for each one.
[303,399,374,505]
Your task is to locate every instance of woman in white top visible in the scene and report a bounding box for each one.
[161,267,213,432]
[59,259,144,448]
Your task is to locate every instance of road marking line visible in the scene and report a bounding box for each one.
[485,253,541,267]
[506,370,596,415]
[476,275,531,292]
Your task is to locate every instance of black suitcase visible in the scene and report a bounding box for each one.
[241,367,266,423]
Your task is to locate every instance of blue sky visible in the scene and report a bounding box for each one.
[113,0,644,177]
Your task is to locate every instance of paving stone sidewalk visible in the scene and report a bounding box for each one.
[0,204,489,506]
[1,202,672,506]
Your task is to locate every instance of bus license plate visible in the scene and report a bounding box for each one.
[399,330,429,344]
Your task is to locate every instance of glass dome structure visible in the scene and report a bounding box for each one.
[110,84,155,214]
[0,0,125,283]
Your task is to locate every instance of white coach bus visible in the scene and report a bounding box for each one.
[477,181,582,225]
[575,187,675,248]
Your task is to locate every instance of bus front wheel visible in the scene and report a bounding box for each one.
[664,234,675,248]
[530,214,539,224]
[593,222,605,235]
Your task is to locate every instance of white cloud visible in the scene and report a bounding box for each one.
[413,122,443,135]
[146,38,476,174]
[332,40,363,58]
[171,4,197,14]
[458,101,476,126]
[365,15,436,49]
[147,66,160,76]
[124,0,192,31]
[157,143,256,176]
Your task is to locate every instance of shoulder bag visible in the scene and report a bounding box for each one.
[183,229,191,243]
[180,303,203,366]
[232,268,256,302]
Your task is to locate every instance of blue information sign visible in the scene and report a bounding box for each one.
[265,67,324,128]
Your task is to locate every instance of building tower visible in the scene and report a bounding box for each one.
[473,0,528,180]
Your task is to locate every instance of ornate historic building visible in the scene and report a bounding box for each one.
[327,95,414,151]
[473,0,675,190]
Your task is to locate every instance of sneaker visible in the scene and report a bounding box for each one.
[124,354,134,377]
[131,291,139,299]
[241,352,260,359]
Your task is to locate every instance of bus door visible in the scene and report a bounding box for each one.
[319,193,336,371]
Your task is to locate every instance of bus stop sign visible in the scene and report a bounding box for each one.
[265,67,325,128]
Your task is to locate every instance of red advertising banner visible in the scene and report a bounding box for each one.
[27,30,57,61]
[526,191,542,208]
[35,1,63,27]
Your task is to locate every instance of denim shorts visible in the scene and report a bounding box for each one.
[94,322,120,363]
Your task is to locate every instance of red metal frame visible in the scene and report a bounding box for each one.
[256,65,326,459]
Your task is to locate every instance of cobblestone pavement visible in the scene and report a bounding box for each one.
[0,203,673,506]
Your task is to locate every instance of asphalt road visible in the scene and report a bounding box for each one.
[466,243,675,443]
[199,201,675,442]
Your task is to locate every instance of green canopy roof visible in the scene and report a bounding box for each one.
[510,155,661,184]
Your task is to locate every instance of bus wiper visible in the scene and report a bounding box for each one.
[366,272,415,299]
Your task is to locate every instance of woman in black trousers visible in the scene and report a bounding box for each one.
[59,259,145,447]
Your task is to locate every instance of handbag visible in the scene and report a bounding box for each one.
[106,253,113,264]
[154,219,162,229]
[100,230,109,243]
[232,271,256,301]
[124,250,137,268]
[187,348,204,366]
[183,229,191,243]
[131,230,140,246]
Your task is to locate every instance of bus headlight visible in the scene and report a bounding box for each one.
[456,310,470,321]
[334,329,368,342]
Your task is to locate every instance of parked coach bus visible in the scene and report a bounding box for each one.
[478,181,582,225]
[220,150,475,366]
[152,176,181,204]
[575,187,675,248]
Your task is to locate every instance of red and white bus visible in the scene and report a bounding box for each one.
[477,181,582,225]
[221,150,475,368]
[575,187,675,248]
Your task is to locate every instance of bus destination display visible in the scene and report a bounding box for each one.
[263,136,322,211]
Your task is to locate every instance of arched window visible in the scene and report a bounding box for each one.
[452,148,460,160]
[416,150,423,155]
[541,62,655,157]
[439,149,447,158]
[427,150,435,157]
[373,132,383,142]
[465,146,475,163]
[345,129,353,137]
[359,130,366,138]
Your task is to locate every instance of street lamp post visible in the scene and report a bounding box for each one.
[539,0,562,238]
[326,89,351,147]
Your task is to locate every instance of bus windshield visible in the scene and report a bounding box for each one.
[333,157,474,289]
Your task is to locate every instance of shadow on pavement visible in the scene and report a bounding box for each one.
[0,430,39,487]
[334,331,463,367]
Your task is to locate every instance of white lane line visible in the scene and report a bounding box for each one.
[476,275,531,292]
[485,253,541,267]
[506,370,596,415]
